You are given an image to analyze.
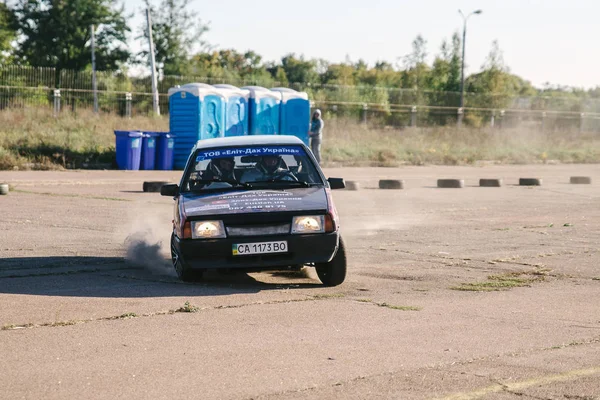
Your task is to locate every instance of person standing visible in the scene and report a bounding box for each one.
[309,109,324,164]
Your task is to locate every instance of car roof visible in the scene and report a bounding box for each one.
[194,135,305,150]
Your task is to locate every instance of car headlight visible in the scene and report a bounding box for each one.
[291,216,325,234]
[191,220,226,239]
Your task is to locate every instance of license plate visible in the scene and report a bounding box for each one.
[232,241,288,256]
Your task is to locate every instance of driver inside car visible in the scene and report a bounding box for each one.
[241,155,296,183]
[202,157,236,181]
[188,157,237,190]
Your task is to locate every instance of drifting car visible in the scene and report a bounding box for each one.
[161,135,347,286]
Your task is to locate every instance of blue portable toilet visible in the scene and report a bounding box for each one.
[168,83,226,169]
[271,87,310,145]
[241,86,281,135]
[213,84,249,137]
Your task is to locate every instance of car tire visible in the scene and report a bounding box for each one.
[171,233,204,282]
[315,236,347,286]
[143,181,171,193]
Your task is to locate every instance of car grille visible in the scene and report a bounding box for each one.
[226,223,291,237]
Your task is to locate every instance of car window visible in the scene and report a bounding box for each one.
[181,145,324,192]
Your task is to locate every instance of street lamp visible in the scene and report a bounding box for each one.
[458,9,482,125]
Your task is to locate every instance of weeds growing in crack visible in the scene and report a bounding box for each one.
[113,313,138,319]
[377,303,421,311]
[176,301,200,313]
[353,298,421,311]
[312,293,346,300]
[451,268,551,292]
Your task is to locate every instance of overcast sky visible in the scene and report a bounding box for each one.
[125,0,599,89]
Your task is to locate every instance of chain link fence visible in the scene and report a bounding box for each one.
[1,65,599,132]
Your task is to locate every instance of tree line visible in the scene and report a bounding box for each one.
[0,0,598,108]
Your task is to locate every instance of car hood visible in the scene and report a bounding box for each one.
[182,187,328,217]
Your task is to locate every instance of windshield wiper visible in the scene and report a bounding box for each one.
[190,178,251,189]
[248,180,318,188]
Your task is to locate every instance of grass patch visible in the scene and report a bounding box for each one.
[377,303,422,311]
[322,118,600,166]
[452,269,550,292]
[176,301,200,313]
[593,277,600,281]
[0,108,167,170]
[1,109,600,169]
[312,293,346,300]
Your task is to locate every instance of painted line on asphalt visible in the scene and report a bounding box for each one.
[435,366,600,400]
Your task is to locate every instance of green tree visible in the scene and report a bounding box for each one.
[270,66,288,86]
[280,53,319,86]
[12,0,130,86]
[139,0,210,76]
[401,34,430,90]
[0,2,16,63]
[445,32,462,92]
[189,49,273,85]
[466,40,535,109]
[427,32,462,107]
[321,63,356,85]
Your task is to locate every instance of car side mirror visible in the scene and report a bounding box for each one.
[160,184,179,197]
[327,178,345,190]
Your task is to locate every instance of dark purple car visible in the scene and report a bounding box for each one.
[160,135,347,286]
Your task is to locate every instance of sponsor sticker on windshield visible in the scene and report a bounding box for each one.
[196,146,305,162]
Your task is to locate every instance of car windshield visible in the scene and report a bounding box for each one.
[181,144,324,192]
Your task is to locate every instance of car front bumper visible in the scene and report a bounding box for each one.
[173,232,340,270]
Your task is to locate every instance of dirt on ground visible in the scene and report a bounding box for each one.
[0,165,599,399]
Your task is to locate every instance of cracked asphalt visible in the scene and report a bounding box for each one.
[1,165,599,400]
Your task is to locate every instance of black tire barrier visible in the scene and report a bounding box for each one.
[0,183,8,195]
[345,181,360,190]
[519,178,542,186]
[479,179,503,187]
[437,179,464,188]
[570,176,592,184]
[143,181,171,193]
[379,180,404,189]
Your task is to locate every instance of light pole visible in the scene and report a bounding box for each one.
[458,9,482,126]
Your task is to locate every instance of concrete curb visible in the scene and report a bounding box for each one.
[570,176,592,184]
[379,180,404,190]
[437,179,464,188]
[519,178,542,186]
[479,179,503,187]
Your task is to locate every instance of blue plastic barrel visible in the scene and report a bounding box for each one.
[114,130,143,170]
[140,132,159,170]
[155,132,176,170]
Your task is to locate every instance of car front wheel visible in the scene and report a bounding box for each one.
[171,233,204,282]
[315,236,347,286]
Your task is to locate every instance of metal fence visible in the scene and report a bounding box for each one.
[1,65,600,132]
